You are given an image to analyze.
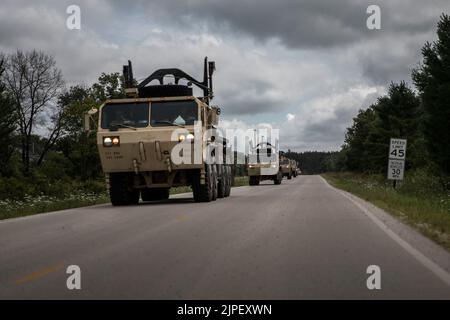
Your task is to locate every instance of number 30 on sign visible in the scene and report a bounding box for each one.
[388,159,405,180]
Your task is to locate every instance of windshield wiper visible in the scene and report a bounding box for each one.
[110,123,137,130]
[153,120,185,128]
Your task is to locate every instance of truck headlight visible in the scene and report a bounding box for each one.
[186,133,194,140]
[103,136,119,147]
[178,134,186,142]
[103,137,112,147]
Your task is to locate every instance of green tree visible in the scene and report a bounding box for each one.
[412,13,450,174]
[1,50,64,174]
[343,107,376,172]
[0,58,17,176]
[365,82,422,173]
[91,72,126,102]
[56,85,101,180]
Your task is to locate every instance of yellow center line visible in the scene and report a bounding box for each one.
[14,263,64,285]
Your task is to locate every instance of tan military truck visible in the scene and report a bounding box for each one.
[290,159,298,177]
[247,142,283,185]
[85,58,233,205]
[280,157,293,179]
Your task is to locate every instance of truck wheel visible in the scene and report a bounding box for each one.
[109,173,140,206]
[287,172,292,180]
[141,188,170,201]
[249,176,260,186]
[217,164,226,198]
[274,171,282,185]
[192,164,214,202]
[224,166,232,197]
[211,164,218,201]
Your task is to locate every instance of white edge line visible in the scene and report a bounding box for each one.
[320,175,450,288]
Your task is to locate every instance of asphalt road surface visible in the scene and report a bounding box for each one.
[1,175,450,299]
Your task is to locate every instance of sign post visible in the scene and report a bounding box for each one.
[387,138,407,188]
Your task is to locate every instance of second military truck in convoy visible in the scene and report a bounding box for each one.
[85,58,232,205]
[247,142,283,185]
[280,156,293,179]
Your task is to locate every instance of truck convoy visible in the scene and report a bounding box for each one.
[85,58,232,205]
[247,142,283,185]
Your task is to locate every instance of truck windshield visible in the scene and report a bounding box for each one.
[255,148,275,163]
[101,102,149,129]
[151,100,198,127]
[280,160,289,165]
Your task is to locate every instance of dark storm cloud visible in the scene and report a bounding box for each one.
[1,0,449,151]
[112,0,449,49]
[107,0,450,85]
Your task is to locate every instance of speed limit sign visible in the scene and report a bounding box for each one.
[387,138,407,181]
[388,159,405,180]
[389,138,407,160]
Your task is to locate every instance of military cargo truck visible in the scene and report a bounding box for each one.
[280,157,293,179]
[85,58,233,205]
[247,142,282,185]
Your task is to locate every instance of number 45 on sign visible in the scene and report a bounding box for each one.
[389,138,407,160]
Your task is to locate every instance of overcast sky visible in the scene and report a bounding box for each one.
[0,0,448,151]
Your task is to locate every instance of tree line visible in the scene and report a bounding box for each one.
[290,14,450,183]
[0,50,125,199]
[342,14,449,178]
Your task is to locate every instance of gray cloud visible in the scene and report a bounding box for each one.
[0,0,448,151]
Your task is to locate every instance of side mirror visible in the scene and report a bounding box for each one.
[83,108,98,133]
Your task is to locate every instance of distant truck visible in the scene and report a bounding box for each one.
[85,58,233,205]
[290,159,298,178]
[280,157,293,179]
[247,142,283,185]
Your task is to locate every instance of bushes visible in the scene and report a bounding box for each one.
[398,167,447,196]
[0,176,106,200]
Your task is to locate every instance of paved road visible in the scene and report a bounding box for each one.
[1,175,450,299]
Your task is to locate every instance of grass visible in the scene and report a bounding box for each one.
[322,172,450,250]
[0,193,111,220]
[0,176,251,221]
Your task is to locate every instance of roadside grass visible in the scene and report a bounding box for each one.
[0,193,110,221]
[322,172,450,250]
[0,176,251,221]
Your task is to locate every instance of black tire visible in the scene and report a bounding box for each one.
[141,188,170,201]
[287,172,292,180]
[109,173,140,206]
[217,165,226,198]
[224,166,232,197]
[192,164,214,202]
[249,176,260,186]
[211,165,218,201]
[274,171,282,185]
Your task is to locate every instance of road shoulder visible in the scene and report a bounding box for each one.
[320,175,450,286]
